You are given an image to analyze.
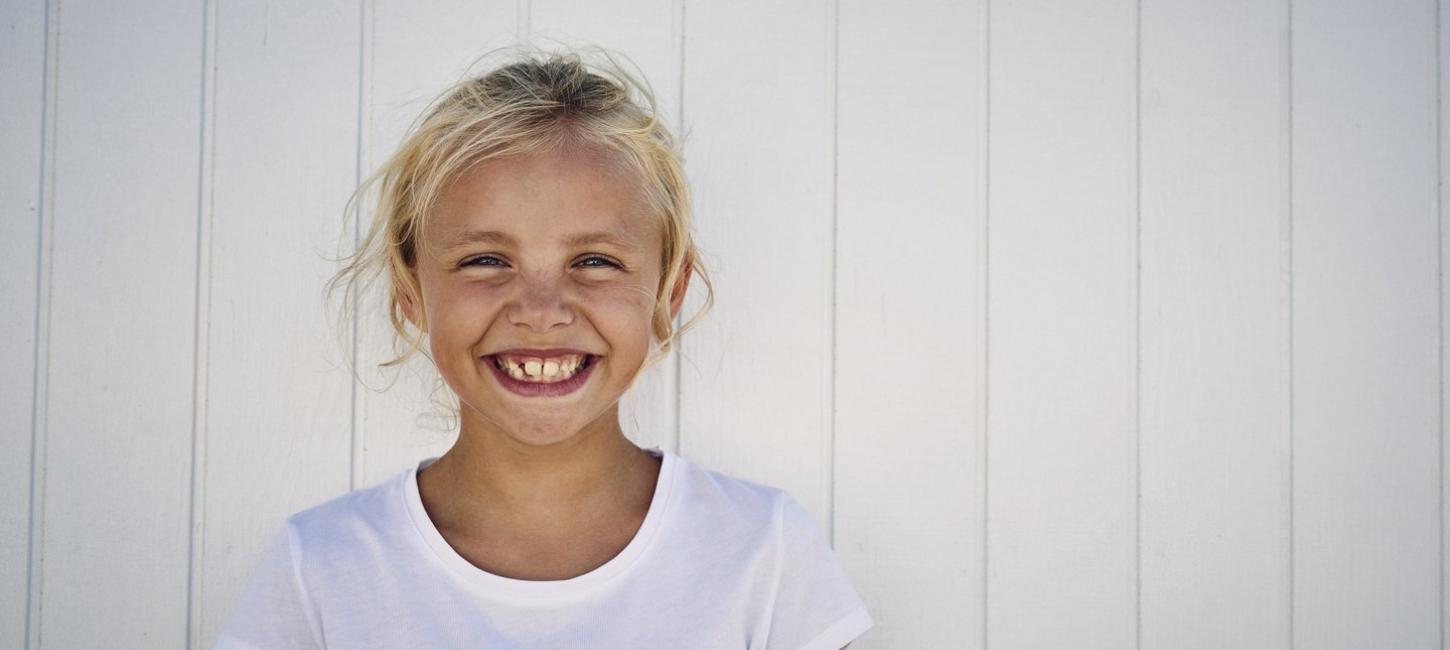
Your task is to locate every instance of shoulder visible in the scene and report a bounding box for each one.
[284,468,409,561]
[674,453,785,506]
[670,453,788,534]
[672,455,840,547]
[669,456,874,648]
[765,494,875,648]
[215,472,407,649]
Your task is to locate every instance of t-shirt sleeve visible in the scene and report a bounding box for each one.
[762,492,874,650]
[212,519,325,650]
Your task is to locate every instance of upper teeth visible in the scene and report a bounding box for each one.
[494,354,588,382]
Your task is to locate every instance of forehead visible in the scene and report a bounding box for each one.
[428,145,656,250]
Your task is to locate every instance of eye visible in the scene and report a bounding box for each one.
[576,255,622,269]
[460,255,506,268]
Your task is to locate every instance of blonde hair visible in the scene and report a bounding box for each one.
[325,45,714,421]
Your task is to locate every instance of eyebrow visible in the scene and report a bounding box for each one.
[441,229,640,250]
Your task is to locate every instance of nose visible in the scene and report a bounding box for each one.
[506,271,575,333]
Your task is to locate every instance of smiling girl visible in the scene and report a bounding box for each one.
[215,47,872,649]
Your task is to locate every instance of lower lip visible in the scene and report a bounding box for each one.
[484,355,598,397]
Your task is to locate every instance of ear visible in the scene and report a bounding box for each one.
[392,267,426,333]
[668,259,693,321]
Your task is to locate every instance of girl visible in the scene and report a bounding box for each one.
[215,46,872,649]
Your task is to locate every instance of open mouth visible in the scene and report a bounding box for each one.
[484,353,599,397]
[489,353,596,383]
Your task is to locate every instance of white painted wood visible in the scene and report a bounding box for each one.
[678,0,837,521]
[1292,1,1441,647]
[1442,4,1449,648]
[835,0,984,647]
[6,3,1447,649]
[200,2,361,647]
[358,1,520,487]
[1138,2,1291,649]
[40,2,203,647]
[0,2,47,648]
[529,0,683,459]
[988,0,1138,648]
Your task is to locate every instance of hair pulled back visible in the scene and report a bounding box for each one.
[325,45,713,412]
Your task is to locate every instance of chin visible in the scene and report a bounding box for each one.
[507,421,585,447]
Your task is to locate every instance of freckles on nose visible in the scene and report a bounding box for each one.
[517,274,570,302]
[506,276,577,325]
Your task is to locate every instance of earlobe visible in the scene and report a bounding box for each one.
[668,260,693,320]
[393,270,426,333]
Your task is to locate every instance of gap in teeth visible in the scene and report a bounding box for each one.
[494,354,590,383]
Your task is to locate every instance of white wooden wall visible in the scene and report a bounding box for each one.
[0,0,1444,648]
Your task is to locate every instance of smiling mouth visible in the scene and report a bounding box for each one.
[487,353,598,384]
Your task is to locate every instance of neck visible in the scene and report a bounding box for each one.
[419,406,658,537]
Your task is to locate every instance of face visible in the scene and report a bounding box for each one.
[398,144,687,448]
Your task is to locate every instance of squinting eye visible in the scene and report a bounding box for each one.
[460,255,505,268]
[577,256,621,269]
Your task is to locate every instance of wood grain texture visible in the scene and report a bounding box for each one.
[1292,0,1441,647]
[200,1,360,645]
[987,0,1139,647]
[835,0,985,647]
[40,1,203,646]
[1138,1,1291,648]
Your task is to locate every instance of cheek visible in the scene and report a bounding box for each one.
[580,282,657,343]
[583,279,656,316]
[425,285,498,340]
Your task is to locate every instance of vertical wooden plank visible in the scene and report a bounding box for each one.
[679,0,836,518]
[1138,2,1291,649]
[41,1,203,646]
[361,1,518,485]
[189,5,217,647]
[835,0,984,647]
[988,0,1138,648]
[1293,1,1441,647]
[527,1,681,165]
[528,0,682,455]
[0,2,47,648]
[201,1,360,646]
[1443,2,1449,647]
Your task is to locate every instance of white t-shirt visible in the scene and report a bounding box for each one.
[214,447,873,649]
